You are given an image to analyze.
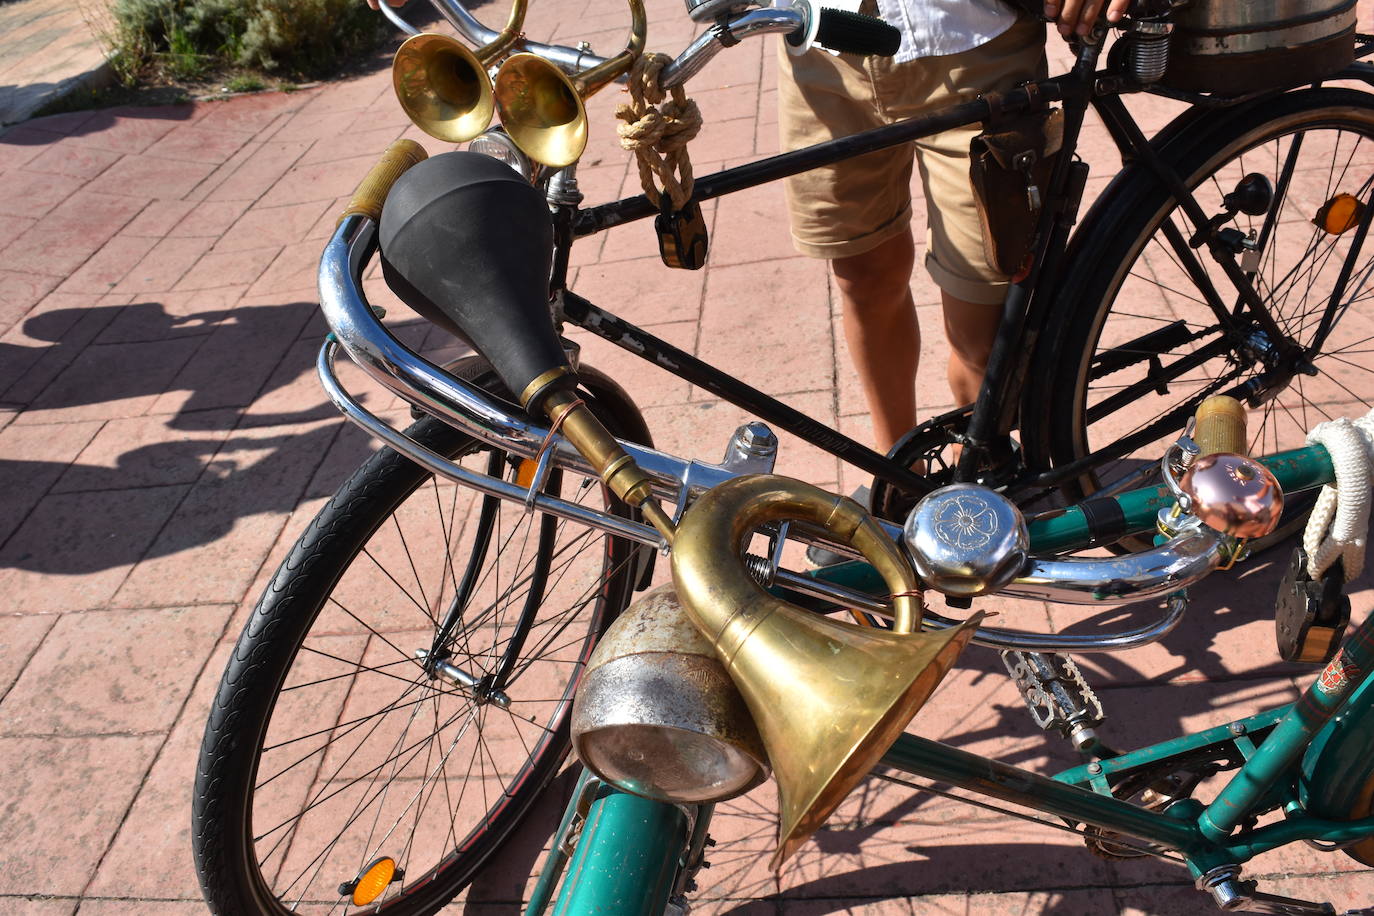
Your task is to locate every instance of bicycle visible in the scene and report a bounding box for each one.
[190,0,1374,912]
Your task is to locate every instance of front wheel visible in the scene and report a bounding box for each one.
[193,366,647,915]
[1032,88,1374,550]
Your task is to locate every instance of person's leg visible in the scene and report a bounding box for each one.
[942,291,1003,406]
[832,229,920,453]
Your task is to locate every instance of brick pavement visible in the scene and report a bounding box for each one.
[2,1,1374,913]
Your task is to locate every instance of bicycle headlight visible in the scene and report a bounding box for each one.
[467,129,532,182]
[572,586,769,804]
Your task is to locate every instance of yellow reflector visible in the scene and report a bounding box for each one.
[351,856,396,906]
[516,458,537,488]
[1315,193,1364,235]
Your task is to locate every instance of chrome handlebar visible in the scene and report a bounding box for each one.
[318,215,1227,653]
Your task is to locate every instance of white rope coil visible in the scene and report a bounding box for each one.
[1303,408,1374,581]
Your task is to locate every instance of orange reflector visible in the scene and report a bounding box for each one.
[350,856,397,906]
[516,458,537,488]
[1315,193,1364,235]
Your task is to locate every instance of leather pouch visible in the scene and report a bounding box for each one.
[968,108,1063,276]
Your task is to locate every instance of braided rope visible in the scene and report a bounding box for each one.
[1303,409,1374,581]
[615,52,702,210]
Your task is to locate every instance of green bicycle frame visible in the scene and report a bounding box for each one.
[532,443,1374,914]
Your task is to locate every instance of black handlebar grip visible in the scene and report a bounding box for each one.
[813,9,901,57]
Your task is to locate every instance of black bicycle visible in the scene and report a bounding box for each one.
[192,0,1374,911]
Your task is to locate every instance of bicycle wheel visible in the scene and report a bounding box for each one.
[1031,87,1374,549]
[194,366,648,915]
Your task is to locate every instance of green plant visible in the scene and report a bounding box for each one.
[105,0,385,80]
[223,74,266,93]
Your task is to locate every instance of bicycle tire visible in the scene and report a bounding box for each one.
[1029,87,1374,551]
[193,364,647,915]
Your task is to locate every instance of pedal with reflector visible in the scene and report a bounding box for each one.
[1275,547,1350,664]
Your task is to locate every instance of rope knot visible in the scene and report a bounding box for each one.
[614,51,703,209]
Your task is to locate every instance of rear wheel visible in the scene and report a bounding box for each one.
[193,366,646,915]
[1034,88,1374,550]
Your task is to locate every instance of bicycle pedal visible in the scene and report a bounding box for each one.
[1001,650,1104,749]
[1275,547,1350,665]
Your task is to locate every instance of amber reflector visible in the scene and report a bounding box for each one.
[350,857,397,906]
[1315,193,1364,235]
[516,458,537,488]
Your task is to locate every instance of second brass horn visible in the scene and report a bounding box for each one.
[492,0,647,167]
[392,0,528,143]
[671,475,983,868]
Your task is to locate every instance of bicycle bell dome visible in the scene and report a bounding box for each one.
[1179,453,1283,540]
[903,484,1029,597]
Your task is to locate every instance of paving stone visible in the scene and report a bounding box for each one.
[86,153,217,200]
[0,166,83,218]
[53,411,238,492]
[0,269,59,334]
[114,235,216,293]
[0,604,231,736]
[115,418,342,607]
[89,643,236,899]
[0,290,124,402]
[0,189,144,277]
[18,336,203,424]
[0,734,161,895]
[0,613,57,701]
[53,233,160,294]
[213,199,331,252]
[0,417,102,545]
[0,483,190,613]
[20,142,121,180]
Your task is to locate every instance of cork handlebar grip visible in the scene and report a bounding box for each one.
[1193,395,1248,457]
[337,139,429,226]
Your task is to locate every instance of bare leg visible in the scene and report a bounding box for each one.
[942,291,1002,406]
[833,230,920,453]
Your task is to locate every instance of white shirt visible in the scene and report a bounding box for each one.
[875,0,1018,62]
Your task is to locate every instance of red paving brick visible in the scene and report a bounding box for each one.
[0,3,1373,913]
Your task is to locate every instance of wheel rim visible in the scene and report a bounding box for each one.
[245,441,632,913]
[1066,107,1374,508]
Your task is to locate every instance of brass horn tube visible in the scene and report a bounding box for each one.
[493,0,647,167]
[392,0,530,143]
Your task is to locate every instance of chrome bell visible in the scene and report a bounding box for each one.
[571,585,768,804]
[903,483,1029,596]
[1179,453,1283,539]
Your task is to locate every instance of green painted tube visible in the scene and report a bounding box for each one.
[551,789,687,916]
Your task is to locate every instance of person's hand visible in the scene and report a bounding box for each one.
[1044,0,1131,37]
[366,0,405,9]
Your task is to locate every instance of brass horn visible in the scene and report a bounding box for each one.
[670,475,982,869]
[492,0,647,167]
[391,0,528,143]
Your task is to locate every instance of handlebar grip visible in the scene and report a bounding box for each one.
[338,139,429,226]
[814,9,901,57]
[1193,395,1248,457]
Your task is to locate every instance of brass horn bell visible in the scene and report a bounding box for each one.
[492,0,647,167]
[671,475,983,868]
[391,0,528,143]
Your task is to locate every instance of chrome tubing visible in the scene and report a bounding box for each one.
[318,217,1217,650]
[426,0,610,73]
[658,6,805,89]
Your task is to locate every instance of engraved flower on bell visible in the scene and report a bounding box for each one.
[933,494,1000,550]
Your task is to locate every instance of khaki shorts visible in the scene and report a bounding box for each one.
[777,16,1047,304]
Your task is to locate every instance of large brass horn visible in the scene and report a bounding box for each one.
[492,0,647,167]
[671,475,983,869]
[391,0,528,143]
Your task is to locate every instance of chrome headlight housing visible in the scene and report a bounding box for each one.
[572,586,769,804]
[467,128,533,182]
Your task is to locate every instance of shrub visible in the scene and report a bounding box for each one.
[108,0,385,79]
